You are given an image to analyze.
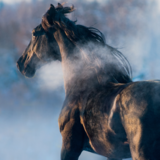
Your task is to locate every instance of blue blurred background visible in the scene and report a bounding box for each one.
[1,0,160,159]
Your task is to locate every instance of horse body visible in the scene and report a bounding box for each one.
[16,3,160,160]
[55,27,131,159]
[58,81,131,160]
[82,80,160,160]
[58,78,160,160]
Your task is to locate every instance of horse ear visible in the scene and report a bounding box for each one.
[50,4,55,10]
[49,4,56,17]
[42,4,56,27]
[58,3,63,8]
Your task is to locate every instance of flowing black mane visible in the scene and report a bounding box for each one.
[41,3,132,82]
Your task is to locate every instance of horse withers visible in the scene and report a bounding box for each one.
[17,3,160,160]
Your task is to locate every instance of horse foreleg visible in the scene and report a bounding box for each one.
[60,119,84,160]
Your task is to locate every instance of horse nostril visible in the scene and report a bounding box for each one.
[16,60,23,72]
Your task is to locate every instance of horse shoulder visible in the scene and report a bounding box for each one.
[58,97,82,133]
[58,97,86,155]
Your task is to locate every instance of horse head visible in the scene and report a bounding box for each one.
[16,3,74,78]
[16,23,61,78]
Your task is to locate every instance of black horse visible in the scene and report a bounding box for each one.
[17,3,160,160]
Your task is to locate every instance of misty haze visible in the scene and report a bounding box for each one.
[1,0,160,160]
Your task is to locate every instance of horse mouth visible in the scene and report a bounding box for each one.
[16,62,36,78]
[23,65,36,78]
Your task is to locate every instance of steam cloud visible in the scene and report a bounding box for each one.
[35,39,130,92]
[36,61,64,90]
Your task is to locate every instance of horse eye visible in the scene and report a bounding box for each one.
[32,31,37,38]
[32,31,36,36]
[32,34,36,38]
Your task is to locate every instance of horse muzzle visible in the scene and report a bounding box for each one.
[16,56,36,78]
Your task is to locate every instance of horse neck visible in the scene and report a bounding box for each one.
[53,29,103,94]
[53,29,131,95]
[53,29,75,59]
